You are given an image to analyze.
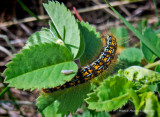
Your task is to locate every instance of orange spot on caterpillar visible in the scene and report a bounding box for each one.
[42,34,117,93]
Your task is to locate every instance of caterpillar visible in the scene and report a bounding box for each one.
[43,34,117,93]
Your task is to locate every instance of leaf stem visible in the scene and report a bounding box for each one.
[0,87,10,98]
[17,0,40,21]
[0,75,24,116]
[144,60,160,69]
[0,75,10,98]
[73,7,84,22]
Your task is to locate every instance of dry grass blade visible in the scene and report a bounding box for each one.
[92,0,119,19]
[0,0,143,28]
[0,15,49,27]
[0,34,17,53]
[0,45,13,58]
[71,0,143,14]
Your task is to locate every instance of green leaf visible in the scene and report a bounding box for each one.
[137,19,148,34]
[42,101,62,117]
[148,84,157,92]
[127,86,150,114]
[105,0,160,57]
[49,20,59,39]
[43,1,80,58]
[124,66,160,84]
[85,75,133,111]
[110,26,129,47]
[118,69,160,116]
[78,21,102,66]
[156,64,160,73]
[127,89,140,114]
[130,91,160,117]
[73,110,110,117]
[3,43,78,90]
[75,21,85,59]
[141,28,159,63]
[157,83,160,95]
[156,64,160,94]
[118,48,143,66]
[95,112,110,117]
[37,82,91,116]
[24,30,58,48]
[142,92,160,117]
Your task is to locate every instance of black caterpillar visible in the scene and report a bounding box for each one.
[43,34,117,93]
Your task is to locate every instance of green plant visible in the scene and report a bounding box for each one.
[2,1,160,117]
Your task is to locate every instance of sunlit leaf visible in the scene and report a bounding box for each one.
[4,43,77,90]
[43,1,80,58]
[85,75,133,111]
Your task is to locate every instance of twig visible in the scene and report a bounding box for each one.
[0,45,13,58]
[92,0,119,19]
[0,62,8,66]
[0,27,24,47]
[13,18,32,35]
[71,0,143,14]
[0,34,17,53]
[0,100,35,106]
[95,14,160,31]
[119,5,131,17]
[73,7,84,21]
[0,27,17,39]
[132,2,150,17]
[0,0,143,28]
[10,38,28,45]
[0,15,49,27]
[39,0,44,15]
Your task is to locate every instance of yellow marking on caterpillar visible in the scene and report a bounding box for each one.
[69,82,75,86]
[88,69,93,73]
[99,62,103,66]
[42,34,117,93]
[94,65,100,70]
[84,77,91,81]
[82,71,89,77]
[103,57,108,63]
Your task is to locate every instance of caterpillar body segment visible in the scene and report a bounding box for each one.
[43,34,117,93]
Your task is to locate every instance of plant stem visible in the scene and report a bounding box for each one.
[144,60,160,69]
[17,0,40,21]
[0,75,25,116]
[73,7,84,22]
[0,87,10,98]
